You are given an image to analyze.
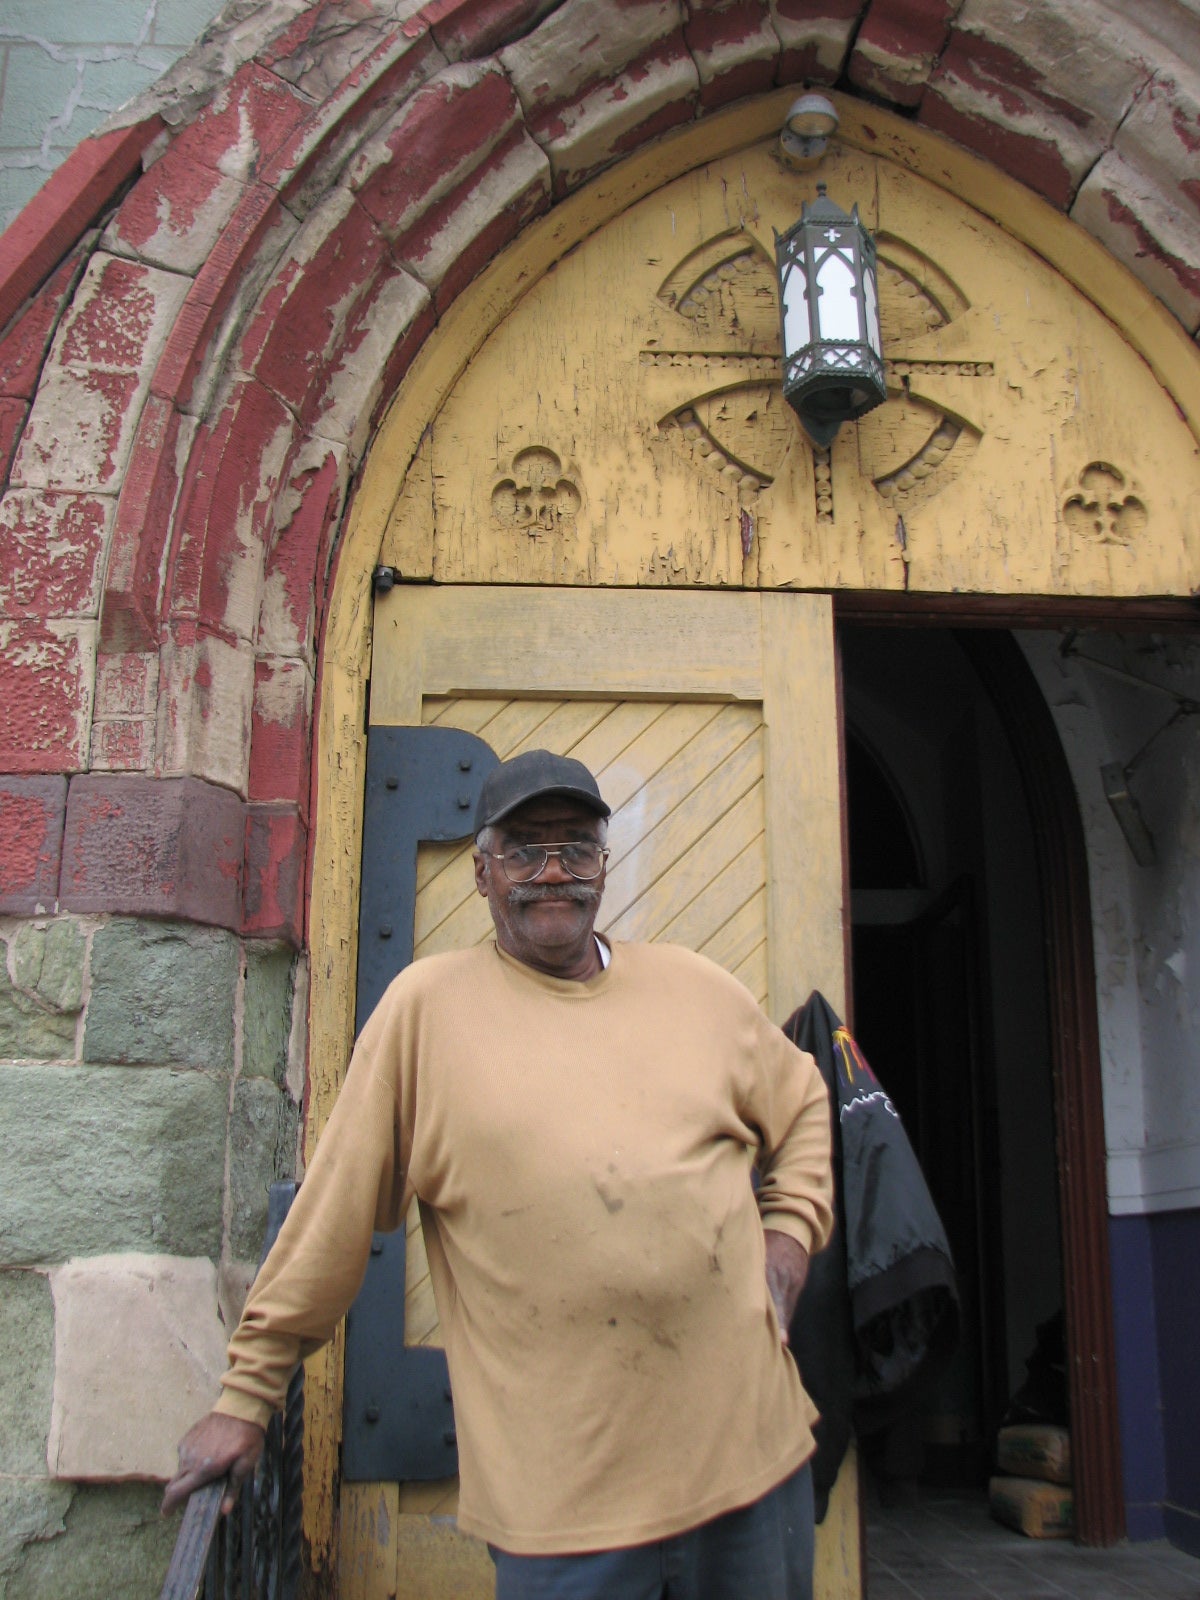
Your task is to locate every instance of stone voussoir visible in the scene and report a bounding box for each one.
[0,776,67,914]
[0,618,97,776]
[501,0,686,117]
[769,0,859,83]
[683,0,781,111]
[61,774,245,930]
[154,619,256,795]
[848,0,959,107]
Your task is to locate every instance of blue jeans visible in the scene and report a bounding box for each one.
[490,1462,815,1600]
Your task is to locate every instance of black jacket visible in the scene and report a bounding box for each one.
[784,991,959,1519]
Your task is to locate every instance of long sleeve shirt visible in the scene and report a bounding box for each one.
[215,938,834,1553]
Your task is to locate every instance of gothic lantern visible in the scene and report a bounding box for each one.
[774,183,886,448]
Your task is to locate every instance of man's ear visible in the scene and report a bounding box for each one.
[473,852,489,897]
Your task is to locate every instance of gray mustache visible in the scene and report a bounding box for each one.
[507,883,603,907]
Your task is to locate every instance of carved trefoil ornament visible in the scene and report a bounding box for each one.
[491,448,582,534]
[1062,463,1148,547]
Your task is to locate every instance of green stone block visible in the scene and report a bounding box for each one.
[0,1270,54,1475]
[85,921,238,1070]
[152,0,230,48]
[1,1065,227,1265]
[0,50,79,145]
[243,945,295,1082]
[5,1484,175,1600]
[78,57,165,115]
[228,1078,298,1261]
[11,921,86,1012]
[0,1480,73,1593]
[0,167,52,234]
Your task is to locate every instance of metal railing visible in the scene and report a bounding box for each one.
[160,1182,304,1600]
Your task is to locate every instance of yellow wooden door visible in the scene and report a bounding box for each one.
[341,583,858,1600]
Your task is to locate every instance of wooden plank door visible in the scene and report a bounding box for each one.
[341,584,858,1600]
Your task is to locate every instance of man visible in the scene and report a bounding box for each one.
[165,749,834,1599]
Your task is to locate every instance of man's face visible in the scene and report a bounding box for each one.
[473,796,607,976]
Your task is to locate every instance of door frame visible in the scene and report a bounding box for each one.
[835,592,1200,1544]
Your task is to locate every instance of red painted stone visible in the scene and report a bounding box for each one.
[416,0,560,61]
[61,255,178,373]
[174,63,310,180]
[850,0,956,106]
[394,128,552,303]
[920,90,1076,209]
[105,148,246,274]
[251,199,387,418]
[353,67,522,242]
[257,444,345,660]
[0,620,89,772]
[89,716,148,772]
[149,182,283,411]
[0,491,109,616]
[0,250,82,400]
[169,379,295,638]
[1099,185,1200,301]
[0,397,28,482]
[0,775,66,913]
[683,0,778,110]
[99,394,185,654]
[61,773,245,928]
[0,118,163,337]
[366,290,438,437]
[243,802,306,946]
[249,658,313,813]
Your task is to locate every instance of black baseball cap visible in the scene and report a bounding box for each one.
[473,749,610,834]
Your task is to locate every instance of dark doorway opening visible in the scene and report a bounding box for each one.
[839,627,1064,1500]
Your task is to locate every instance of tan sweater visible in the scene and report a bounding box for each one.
[216,939,834,1553]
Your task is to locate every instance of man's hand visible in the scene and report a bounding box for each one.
[161,1413,266,1517]
[764,1230,810,1346]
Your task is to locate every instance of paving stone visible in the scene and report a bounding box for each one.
[0,1268,54,1475]
[48,1253,228,1481]
[84,919,238,1069]
[243,942,295,1083]
[4,1483,176,1600]
[228,1075,299,1260]
[1,1063,227,1264]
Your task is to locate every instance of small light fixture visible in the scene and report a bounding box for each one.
[780,93,839,169]
[774,184,887,448]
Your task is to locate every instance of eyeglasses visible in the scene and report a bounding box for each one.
[482,842,610,883]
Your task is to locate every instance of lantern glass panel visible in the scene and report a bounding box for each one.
[864,268,881,357]
[814,249,860,343]
[781,261,810,356]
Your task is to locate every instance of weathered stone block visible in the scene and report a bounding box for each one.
[849,0,957,106]
[1,1064,227,1264]
[156,621,256,795]
[10,919,86,1012]
[683,0,779,109]
[0,776,66,914]
[85,919,238,1069]
[10,255,190,493]
[0,1480,73,1595]
[228,1077,298,1260]
[62,776,244,930]
[4,1483,176,1600]
[0,617,96,775]
[249,656,313,805]
[500,0,681,114]
[769,0,857,82]
[0,1268,54,1474]
[243,943,295,1083]
[1072,151,1200,333]
[0,490,112,619]
[244,804,307,947]
[48,1253,228,1481]
[103,151,249,277]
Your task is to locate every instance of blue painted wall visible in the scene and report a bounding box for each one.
[1110,1209,1200,1552]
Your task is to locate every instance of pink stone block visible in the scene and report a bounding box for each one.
[0,250,82,401]
[94,650,156,721]
[0,491,111,618]
[243,802,307,946]
[0,618,93,773]
[0,774,66,912]
[89,716,149,773]
[61,773,244,925]
[258,441,347,659]
[49,1255,228,1481]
